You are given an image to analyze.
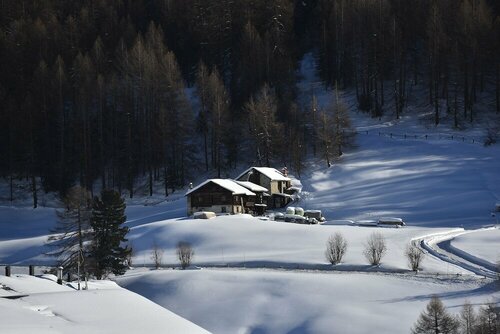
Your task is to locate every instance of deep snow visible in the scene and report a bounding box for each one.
[116,268,499,334]
[0,274,210,333]
[449,228,500,267]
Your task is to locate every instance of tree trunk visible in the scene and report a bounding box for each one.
[463,56,468,119]
[9,174,13,203]
[434,71,439,125]
[454,82,458,128]
[31,175,37,208]
[127,113,133,199]
[204,132,209,171]
[98,86,106,190]
[496,61,499,114]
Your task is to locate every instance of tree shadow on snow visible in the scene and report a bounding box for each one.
[380,281,499,304]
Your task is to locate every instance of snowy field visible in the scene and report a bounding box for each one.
[116,268,499,334]
[298,128,500,229]
[124,215,470,275]
[449,228,500,267]
[0,274,209,333]
[0,210,480,275]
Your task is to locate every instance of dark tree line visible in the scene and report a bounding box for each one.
[314,0,500,124]
[1,0,498,204]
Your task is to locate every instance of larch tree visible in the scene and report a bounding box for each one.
[51,55,69,194]
[459,300,477,334]
[161,49,194,189]
[317,107,335,168]
[477,302,499,334]
[412,296,459,334]
[195,61,211,172]
[331,86,354,157]
[245,84,283,167]
[206,67,230,177]
[47,186,93,275]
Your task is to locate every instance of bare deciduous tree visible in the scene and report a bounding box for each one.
[363,232,387,266]
[47,186,92,274]
[150,240,164,269]
[406,243,425,272]
[176,241,194,269]
[460,300,477,334]
[125,241,134,268]
[325,232,348,265]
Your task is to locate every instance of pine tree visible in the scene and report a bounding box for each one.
[412,296,459,334]
[89,189,130,279]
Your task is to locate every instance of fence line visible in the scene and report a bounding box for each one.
[0,264,53,277]
[353,129,483,145]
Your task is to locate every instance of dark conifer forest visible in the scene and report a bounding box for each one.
[1,0,499,202]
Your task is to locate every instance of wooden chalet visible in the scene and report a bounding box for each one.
[185,179,255,216]
[236,167,293,209]
[234,180,270,215]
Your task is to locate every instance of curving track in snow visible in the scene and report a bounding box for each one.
[414,227,498,279]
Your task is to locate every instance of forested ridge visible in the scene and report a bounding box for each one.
[1,0,499,205]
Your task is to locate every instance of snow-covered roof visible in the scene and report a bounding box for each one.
[185,179,256,196]
[234,180,269,192]
[273,193,293,198]
[236,167,291,182]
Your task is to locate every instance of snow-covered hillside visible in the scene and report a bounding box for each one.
[116,268,498,334]
[0,274,210,333]
[449,229,500,267]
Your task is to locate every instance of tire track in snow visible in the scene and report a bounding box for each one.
[415,227,498,279]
